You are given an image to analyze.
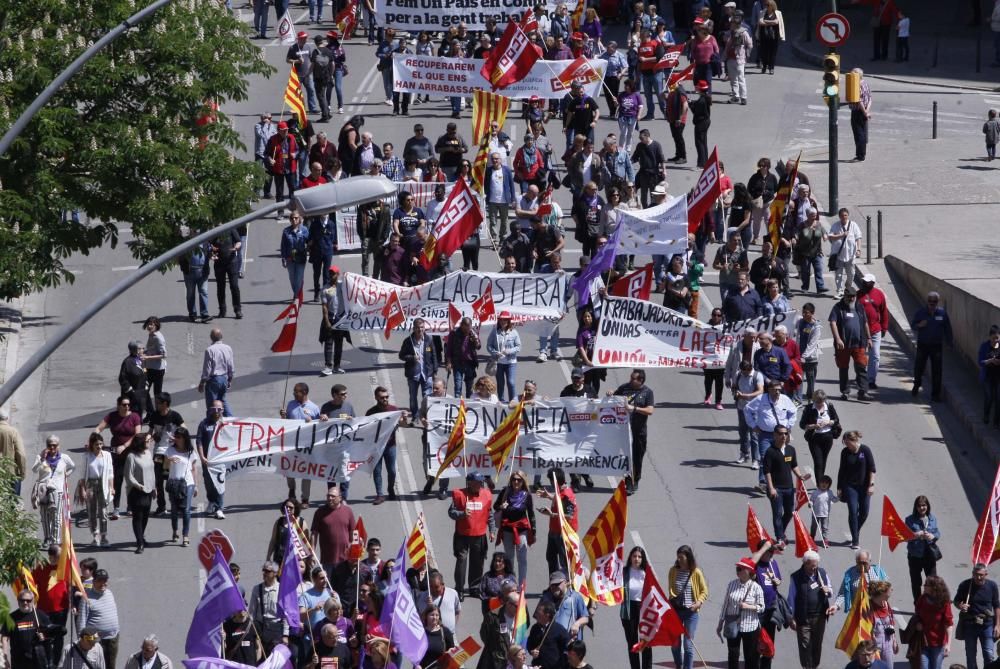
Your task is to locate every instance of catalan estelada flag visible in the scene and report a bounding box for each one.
[835,571,873,657]
[284,67,307,128]
[767,152,800,251]
[406,513,428,570]
[58,501,87,599]
[484,402,523,476]
[881,495,916,551]
[432,400,466,484]
[582,480,628,605]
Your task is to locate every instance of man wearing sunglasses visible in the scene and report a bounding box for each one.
[4,591,52,669]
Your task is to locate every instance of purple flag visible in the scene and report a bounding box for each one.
[277,509,303,634]
[185,548,247,659]
[184,643,292,669]
[572,212,624,305]
[379,541,428,665]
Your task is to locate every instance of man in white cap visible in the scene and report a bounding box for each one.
[787,550,835,669]
[857,273,888,390]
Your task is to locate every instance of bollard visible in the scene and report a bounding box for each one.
[933,101,938,139]
[977,32,982,73]
[877,210,883,259]
[866,216,872,265]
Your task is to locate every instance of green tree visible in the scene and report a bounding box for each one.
[0,0,274,299]
[0,457,41,628]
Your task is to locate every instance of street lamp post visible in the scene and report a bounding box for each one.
[0,176,397,409]
[0,0,175,159]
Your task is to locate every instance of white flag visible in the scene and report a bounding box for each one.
[277,10,296,45]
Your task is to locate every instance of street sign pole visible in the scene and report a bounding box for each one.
[829,49,838,214]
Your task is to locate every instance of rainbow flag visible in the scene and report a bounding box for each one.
[512,582,529,647]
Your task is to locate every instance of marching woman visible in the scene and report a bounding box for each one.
[493,471,536,588]
[717,557,765,669]
[669,545,709,669]
[32,435,75,548]
[82,433,114,548]
[620,546,652,669]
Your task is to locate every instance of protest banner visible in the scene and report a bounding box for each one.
[591,296,796,369]
[424,397,632,478]
[206,412,402,484]
[334,211,361,251]
[616,195,688,257]
[375,0,557,31]
[392,54,606,100]
[334,271,566,335]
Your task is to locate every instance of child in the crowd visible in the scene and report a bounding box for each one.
[984,109,1000,161]
[809,474,838,543]
[895,10,910,62]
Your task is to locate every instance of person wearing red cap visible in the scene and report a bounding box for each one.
[264,121,298,204]
[717,557,765,668]
[689,80,712,168]
[287,31,319,114]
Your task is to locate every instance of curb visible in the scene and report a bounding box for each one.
[789,38,1000,93]
[859,262,1000,467]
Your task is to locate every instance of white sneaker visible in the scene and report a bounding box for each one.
[214,509,225,519]
[735,455,747,464]
[751,461,760,470]
[384,99,393,106]
[536,352,548,362]
[334,367,346,374]
[321,367,333,376]
[338,107,344,114]
[552,351,562,361]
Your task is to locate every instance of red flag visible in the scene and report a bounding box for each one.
[421,177,483,270]
[348,516,367,561]
[609,263,653,300]
[795,478,810,510]
[555,55,592,88]
[270,289,304,353]
[687,147,721,233]
[654,44,685,71]
[441,637,483,669]
[382,291,405,339]
[536,185,555,217]
[472,284,496,324]
[480,21,539,91]
[793,511,819,558]
[631,563,686,651]
[519,8,538,33]
[973,464,1000,566]
[881,495,916,552]
[747,504,774,551]
[667,63,695,90]
[449,302,463,331]
[334,0,357,36]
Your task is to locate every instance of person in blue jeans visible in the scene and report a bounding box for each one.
[744,381,796,487]
[280,213,310,301]
[953,564,1000,669]
[835,430,876,551]
[365,387,399,504]
[165,427,198,546]
[667,545,708,669]
[488,312,521,402]
[761,425,810,547]
[180,242,211,323]
[195,402,227,521]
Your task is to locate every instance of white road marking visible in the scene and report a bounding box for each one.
[112,265,140,272]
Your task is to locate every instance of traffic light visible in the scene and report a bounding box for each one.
[822,52,840,101]
[845,71,861,103]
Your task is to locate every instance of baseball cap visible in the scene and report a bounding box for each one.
[862,273,876,283]
[498,311,512,320]
[571,368,584,378]
[277,121,289,129]
[327,30,340,38]
[695,80,710,91]
[329,265,341,274]
[297,31,308,39]
[549,570,568,584]
[466,472,485,482]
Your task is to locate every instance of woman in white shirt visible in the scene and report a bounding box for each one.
[164,426,199,546]
[619,546,651,669]
[31,435,75,548]
[83,433,114,547]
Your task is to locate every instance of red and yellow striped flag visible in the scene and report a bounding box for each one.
[484,402,523,476]
[12,564,38,600]
[406,513,429,570]
[569,0,585,31]
[767,152,800,251]
[470,91,510,194]
[432,400,466,484]
[835,571,873,657]
[284,67,307,128]
[554,472,590,599]
[58,503,87,599]
[582,480,628,605]
[441,636,483,669]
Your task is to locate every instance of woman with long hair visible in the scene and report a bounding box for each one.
[575,309,606,396]
[756,0,784,74]
[911,575,953,669]
[418,605,455,669]
[670,545,710,669]
[620,547,651,669]
[479,552,516,614]
[904,495,941,603]
[124,430,157,553]
[82,432,113,547]
[266,498,303,564]
[494,472,536,587]
[165,426,199,546]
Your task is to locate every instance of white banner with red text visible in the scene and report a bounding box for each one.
[592,297,797,369]
[425,397,632,478]
[375,0,558,32]
[205,412,402,484]
[333,270,566,335]
[392,54,606,100]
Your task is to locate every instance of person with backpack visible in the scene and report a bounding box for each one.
[310,35,334,122]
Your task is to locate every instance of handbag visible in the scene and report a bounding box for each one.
[166,478,186,503]
[830,423,843,439]
[757,626,775,657]
[485,359,498,376]
[669,572,692,612]
[827,254,837,271]
[723,582,752,639]
[927,541,942,561]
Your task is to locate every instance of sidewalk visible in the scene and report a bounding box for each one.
[781,0,1000,92]
[0,300,24,395]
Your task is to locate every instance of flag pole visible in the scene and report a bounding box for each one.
[689,638,712,668]
[877,535,883,567]
[280,343,294,413]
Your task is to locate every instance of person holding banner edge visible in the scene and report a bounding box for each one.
[610,369,654,496]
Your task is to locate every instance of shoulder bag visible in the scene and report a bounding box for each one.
[669,571,692,612]
[723,582,752,639]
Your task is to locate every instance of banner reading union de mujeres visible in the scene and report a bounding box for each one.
[334,271,566,334]
[425,397,632,478]
[592,296,796,369]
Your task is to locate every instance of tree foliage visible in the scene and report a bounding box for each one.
[0,0,275,299]
[0,457,40,629]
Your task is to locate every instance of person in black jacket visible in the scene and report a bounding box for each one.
[798,389,840,479]
[212,229,242,319]
[527,601,569,669]
[630,128,666,208]
[689,80,712,168]
[836,431,877,551]
[398,318,440,419]
[747,158,778,246]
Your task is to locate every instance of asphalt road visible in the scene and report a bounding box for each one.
[7,7,997,669]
